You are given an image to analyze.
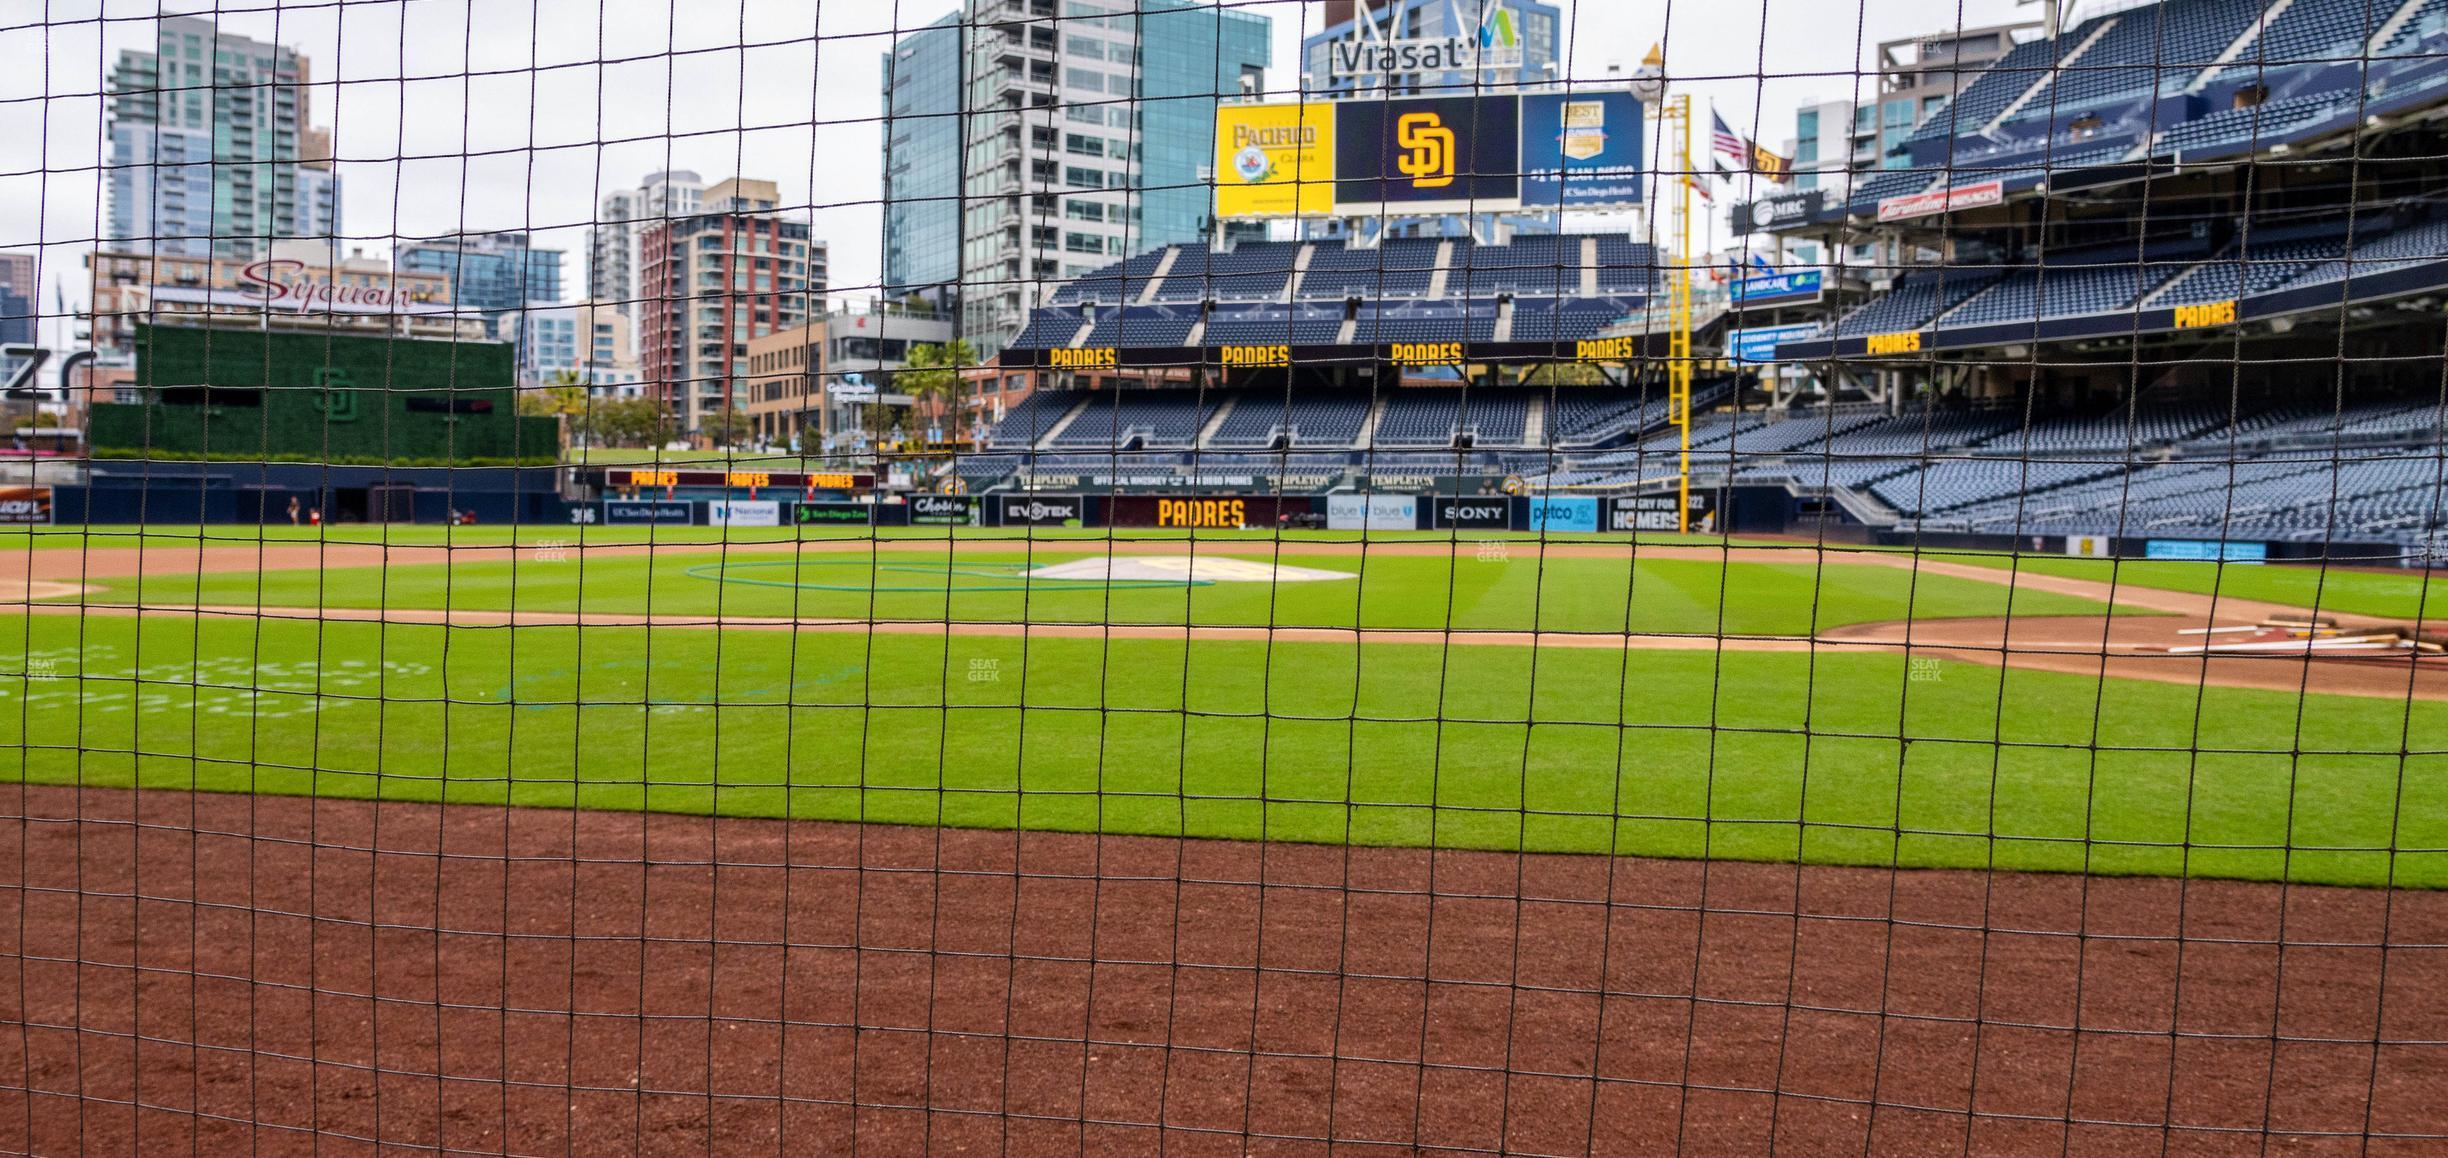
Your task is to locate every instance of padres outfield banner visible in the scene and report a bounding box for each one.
[1333,94,1522,215]
[1214,102,1336,217]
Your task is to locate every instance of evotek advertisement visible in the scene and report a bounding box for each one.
[1519,91,1644,209]
[1214,90,1643,219]
[996,494,1085,527]
[1213,103,1336,218]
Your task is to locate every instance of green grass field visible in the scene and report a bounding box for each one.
[2,611,2438,887]
[9,528,2442,888]
[94,547,2119,636]
[1946,552,2445,621]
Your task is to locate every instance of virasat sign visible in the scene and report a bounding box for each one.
[1327,0,1524,79]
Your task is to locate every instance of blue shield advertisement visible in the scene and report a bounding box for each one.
[1520,91,1644,209]
[1334,95,1520,213]
[2145,539,2268,562]
[1728,323,1824,364]
[1728,269,1824,307]
[1527,496,1598,532]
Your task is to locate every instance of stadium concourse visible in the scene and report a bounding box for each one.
[975,0,2448,562]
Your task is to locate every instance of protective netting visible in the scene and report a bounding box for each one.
[3,0,2445,1152]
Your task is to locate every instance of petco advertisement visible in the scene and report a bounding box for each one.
[0,486,53,525]
[1326,494,1418,530]
[1527,496,1599,533]
[707,500,782,527]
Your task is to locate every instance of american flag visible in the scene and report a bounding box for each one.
[1710,111,1748,164]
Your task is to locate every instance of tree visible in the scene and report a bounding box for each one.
[899,339,979,443]
[700,405,755,449]
[518,370,589,419]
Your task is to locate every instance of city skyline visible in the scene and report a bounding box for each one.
[6,0,2032,336]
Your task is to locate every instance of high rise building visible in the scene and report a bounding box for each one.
[0,252,35,346]
[1771,21,2039,268]
[1782,21,2042,193]
[516,300,640,390]
[105,16,341,260]
[879,0,1271,357]
[587,170,704,328]
[639,177,829,432]
[396,231,565,337]
[881,15,964,305]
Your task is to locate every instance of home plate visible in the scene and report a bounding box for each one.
[1028,556,1354,583]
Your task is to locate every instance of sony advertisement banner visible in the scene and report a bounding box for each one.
[1519,91,1644,209]
[1431,497,1512,530]
[907,494,975,525]
[997,494,1085,527]
[707,499,782,527]
[1326,493,1419,530]
[602,498,695,526]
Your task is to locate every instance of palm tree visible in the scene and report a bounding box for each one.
[899,339,980,444]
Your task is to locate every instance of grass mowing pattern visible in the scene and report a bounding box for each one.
[98,550,2118,635]
[4,612,2439,888]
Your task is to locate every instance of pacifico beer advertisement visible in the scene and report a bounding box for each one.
[1213,102,1336,217]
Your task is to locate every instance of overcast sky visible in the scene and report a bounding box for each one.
[2,0,2034,331]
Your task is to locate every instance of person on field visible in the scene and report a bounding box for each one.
[286,496,301,525]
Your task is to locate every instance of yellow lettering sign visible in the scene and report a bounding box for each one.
[1390,342,1465,367]
[2173,300,2237,329]
[1157,498,1247,528]
[1396,112,1456,189]
[624,470,679,488]
[1049,347,1119,370]
[725,471,772,489]
[1865,331,1923,356]
[1574,336,1640,362]
[1219,344,1292,368]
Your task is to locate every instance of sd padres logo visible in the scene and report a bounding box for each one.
[1395,112,1455,188]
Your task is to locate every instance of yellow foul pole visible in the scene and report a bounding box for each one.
[1666,94,1695,533]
